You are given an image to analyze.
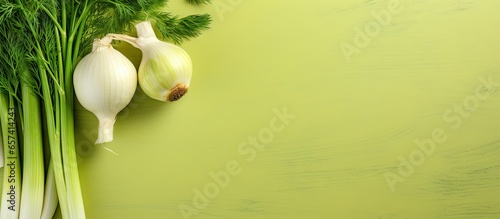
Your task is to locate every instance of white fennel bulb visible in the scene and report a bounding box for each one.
[135,21,192,102]
[73,37,137,144]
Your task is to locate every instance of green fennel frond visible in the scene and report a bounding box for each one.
[0,0,20,23]
[152,12,211,44]
[0,24,22,98]
[186,0,211,5]
[80,0,211,55]
[137,0,169,11]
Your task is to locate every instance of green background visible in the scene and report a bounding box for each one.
[73,0,500,218]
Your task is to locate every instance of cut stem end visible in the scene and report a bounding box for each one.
[167,84,189,102]
[96,118,116,144]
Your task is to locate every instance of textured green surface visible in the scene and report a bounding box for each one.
[72,0,500,218]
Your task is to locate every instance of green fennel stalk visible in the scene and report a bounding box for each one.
[0,94,21,219]
[15,20,47,218]
[19,82,45,219]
